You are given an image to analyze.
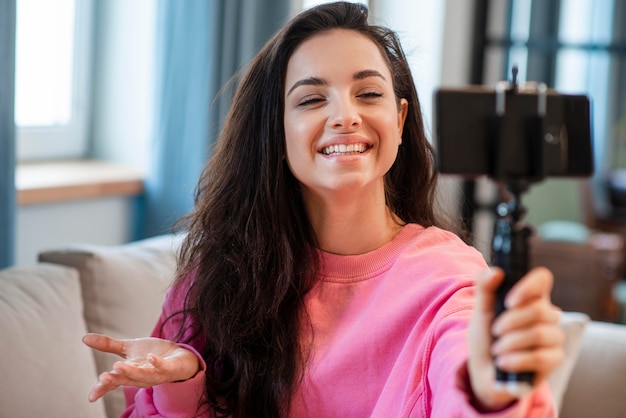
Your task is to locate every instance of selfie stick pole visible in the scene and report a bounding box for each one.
[489,67,544,396]
[491,182,535,396]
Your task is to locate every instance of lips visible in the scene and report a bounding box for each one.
[320,143,370,155]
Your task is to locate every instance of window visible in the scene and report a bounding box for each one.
[466,0,626,236]
[14,0,94,161]
[484,2,618,163]
[452,0,626,258]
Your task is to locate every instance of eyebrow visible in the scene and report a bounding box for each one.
[287,76,327,96]
[286,69,387,97]
[353,69,387,82]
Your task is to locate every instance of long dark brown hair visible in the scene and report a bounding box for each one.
[173,2,445,417]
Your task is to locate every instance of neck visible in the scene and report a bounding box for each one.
[302,185,404,255]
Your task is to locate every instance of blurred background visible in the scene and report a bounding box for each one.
[1,0,625,291]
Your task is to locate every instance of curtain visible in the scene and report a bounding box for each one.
[0,0,16,268]
[141,0,291,237]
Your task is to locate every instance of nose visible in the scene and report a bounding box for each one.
[329,96,362,129]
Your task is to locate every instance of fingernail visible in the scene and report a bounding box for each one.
[478,268,493,280]
[504,295,518,309]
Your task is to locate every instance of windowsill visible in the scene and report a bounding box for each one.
[16,159,145,206]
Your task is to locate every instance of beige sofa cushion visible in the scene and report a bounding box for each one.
[0,264,107,418]
[559,320,626,418]
[39,234,182,418]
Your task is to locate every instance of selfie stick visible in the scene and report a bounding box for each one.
[491,183,534,396]
[490,67,544,397]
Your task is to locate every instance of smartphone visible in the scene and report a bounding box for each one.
[433,85,594,181]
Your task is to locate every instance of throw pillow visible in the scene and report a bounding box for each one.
[0,264,107,418]
[39,234,182,418]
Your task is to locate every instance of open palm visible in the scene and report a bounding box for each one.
[82,333,200,402]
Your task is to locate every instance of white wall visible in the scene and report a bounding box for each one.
[16,197,135,266]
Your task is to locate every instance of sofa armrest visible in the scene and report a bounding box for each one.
[547,312,589,413]
[559,320,626,418]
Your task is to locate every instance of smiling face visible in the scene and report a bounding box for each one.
[283,29,408,205]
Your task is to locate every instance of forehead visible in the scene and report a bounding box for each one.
[285,28,391,81]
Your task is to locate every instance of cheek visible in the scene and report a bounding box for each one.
[284,115,318,156]
[377,113,403,143]
[284,143,310,186]
[283,123,308,177]
[283,126,300,161]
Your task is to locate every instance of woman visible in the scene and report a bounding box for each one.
[84,2,564,417]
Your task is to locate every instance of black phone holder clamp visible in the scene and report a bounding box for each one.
[489,66,549,183]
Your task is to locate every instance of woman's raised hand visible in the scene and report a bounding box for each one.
[468,267,565,411]
[82,333,200,402]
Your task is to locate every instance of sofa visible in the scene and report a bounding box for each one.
[0,235,625,418]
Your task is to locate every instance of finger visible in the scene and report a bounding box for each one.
[492,302,561,336]
[89,383,117,403]
[504,267,553,309]
[88,372,122,402]
[495,346,564,378]
[82,333,127,357]
[148,353,163,369]
[492,324,565,356]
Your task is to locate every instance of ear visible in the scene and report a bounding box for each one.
[397,98,409,144]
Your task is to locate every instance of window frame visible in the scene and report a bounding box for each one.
[15,0,94,161]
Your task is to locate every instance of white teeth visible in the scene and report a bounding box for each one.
[322,143,368,155]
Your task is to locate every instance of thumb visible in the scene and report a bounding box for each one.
[468,268,520,410]
[469,267,505,359]
[473,267,505,318]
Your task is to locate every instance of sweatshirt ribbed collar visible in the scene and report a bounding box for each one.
[317,223,424,283]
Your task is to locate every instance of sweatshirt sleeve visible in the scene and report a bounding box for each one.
[120,278,210,418]
[425,288,557,418]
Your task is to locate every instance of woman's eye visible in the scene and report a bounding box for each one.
[359,91,383,99]
[298,96,326,107]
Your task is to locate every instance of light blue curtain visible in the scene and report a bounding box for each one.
[0,0,16,268]
[142,0,291,237]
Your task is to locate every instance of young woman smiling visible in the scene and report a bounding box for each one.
[84,3,563,417]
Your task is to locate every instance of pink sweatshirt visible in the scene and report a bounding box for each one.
[121,224,556,417]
